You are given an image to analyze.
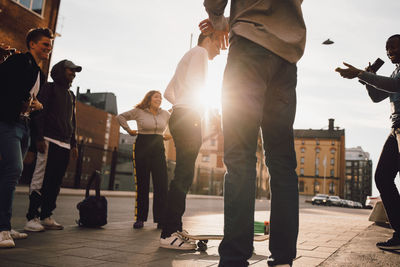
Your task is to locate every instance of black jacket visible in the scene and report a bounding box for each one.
[32,60,77,148]
[0,52,44,122]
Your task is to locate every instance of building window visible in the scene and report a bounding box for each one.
[299,181,304,192]
[301,140,305,145]
[331,141,335,145]
[301,147,305,153]
[331,148,336,154]
[316,148,320,153]
[300,168,304,176]
[13,0,44,16]
[314,181,320,193]
[329,182,335,194]
[300,157,304,164]
[316,140,320,145]
[330,158,335,165]
[315,168,319,176]
[210,139,216,146]
[330,169,334,177]
[202,155,210,162]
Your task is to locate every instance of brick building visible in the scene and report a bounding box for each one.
[63,101,120,188]
[0,0,61,74]
[294,119,346,197]
[345,146,373,205]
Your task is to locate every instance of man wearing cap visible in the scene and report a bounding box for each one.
[24,59,81,232]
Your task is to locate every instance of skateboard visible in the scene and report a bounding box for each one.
[178,231,269,251]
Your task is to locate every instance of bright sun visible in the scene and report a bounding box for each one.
[196,54,227,112]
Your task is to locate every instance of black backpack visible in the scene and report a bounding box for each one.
[76,171,108,227]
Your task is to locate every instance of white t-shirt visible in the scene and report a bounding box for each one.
[164,46,208,114]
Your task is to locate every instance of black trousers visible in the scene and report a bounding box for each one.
[134,134,168,223]
[375,132,400,236]
[161,108,202,238]
[27,141,70,220]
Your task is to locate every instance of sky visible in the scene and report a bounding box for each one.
[49,0,400,195]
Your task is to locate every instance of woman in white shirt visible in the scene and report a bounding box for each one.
[117,90,171,229]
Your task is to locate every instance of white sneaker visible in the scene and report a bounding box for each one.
[160,232,196,250]
[10,229,28,240]
[41,217,64,230]
[0,231,15,248]
[24,218,45,232]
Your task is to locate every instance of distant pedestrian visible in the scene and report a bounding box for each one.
[24,59,80,232]
[336,34,400,251]
[159,32,221,250]
[117,90,171,229]
[0,28,52,248]
[202,0,306,266]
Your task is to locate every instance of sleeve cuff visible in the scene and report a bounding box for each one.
[206,11,228,31]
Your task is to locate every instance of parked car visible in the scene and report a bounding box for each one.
[312,194,329,205]
[353,202,363,209]
[340,199,347,207]
[327,196,342,206]
[346,200,355,208]
[365,196,381,209]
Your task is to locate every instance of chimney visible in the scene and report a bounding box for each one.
[328,118,334,131]
[86,89,91,94]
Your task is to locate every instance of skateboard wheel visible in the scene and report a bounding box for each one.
[197,241,208,251]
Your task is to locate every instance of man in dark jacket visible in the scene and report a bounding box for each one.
[24,60,81,232]
[0,28,53,248]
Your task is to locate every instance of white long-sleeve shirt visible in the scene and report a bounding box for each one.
[164,46,208,114]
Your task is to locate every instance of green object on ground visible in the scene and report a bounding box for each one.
[254,221,269,234]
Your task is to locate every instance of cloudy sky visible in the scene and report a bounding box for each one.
[49,0,400,195]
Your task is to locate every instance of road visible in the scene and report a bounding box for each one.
[11,193,370,230]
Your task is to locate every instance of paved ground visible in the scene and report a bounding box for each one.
[0,187,398,266]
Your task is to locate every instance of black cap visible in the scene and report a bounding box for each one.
[64,60,82,72]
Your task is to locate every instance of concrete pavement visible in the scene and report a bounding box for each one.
[1,187,398,266]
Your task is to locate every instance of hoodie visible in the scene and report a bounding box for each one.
[32,60,77,148]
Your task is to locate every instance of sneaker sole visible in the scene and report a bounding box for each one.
[0,241,15,248]
[23,227,45,232]
[159,243,196,250]
[43,225,64,230]
[377,244,400,250]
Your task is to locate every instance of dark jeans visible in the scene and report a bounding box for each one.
[375,132,400,235]
[0,120,30,231]
[161,108,202,238]
[133,134,168,223]
[26,142,70,220]
[219,36,299,267]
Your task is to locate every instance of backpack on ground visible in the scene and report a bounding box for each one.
[76,170,108,227]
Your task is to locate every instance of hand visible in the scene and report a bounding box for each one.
[163,134,172,141]
[128,129,138,136]
[36,140,47,154]
[199,18,229,50]
[71,147,79,160]
[335,62,363,79]
[30,96,43,112]
[364,62,376,74]
[199,19,214,35]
